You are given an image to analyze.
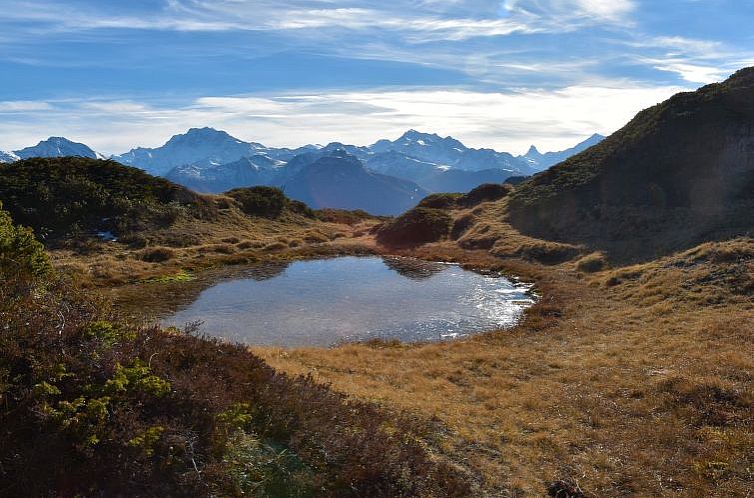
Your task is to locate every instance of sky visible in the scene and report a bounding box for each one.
[1,0,753,155]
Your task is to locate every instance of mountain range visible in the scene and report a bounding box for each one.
[0,129,603,215]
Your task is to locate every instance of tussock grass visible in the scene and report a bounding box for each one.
[258,198,754,497]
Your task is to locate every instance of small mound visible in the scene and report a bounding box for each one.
[459,183,512,207]
[225,186,314,219]
[417,193,463,210]
[376,207,452,247]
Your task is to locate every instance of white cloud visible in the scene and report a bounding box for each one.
[652,61,727,84]
[503,0,636,23]
[0,83,685,155]
[0,101,53,112]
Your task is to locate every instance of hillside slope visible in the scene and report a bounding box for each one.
[509,68,754,261]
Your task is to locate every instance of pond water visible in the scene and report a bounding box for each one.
[162,256,535,347]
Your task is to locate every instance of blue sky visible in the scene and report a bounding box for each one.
[1,0,753,154]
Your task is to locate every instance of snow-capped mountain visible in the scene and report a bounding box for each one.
[165,155,282,193]
[370,130,536,175]
[112,127,269,176]
[0,151,19,163]
[14,137,103,160]
[521,133,605,170]
[2,127,601,215]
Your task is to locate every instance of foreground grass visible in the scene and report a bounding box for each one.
[256,203,754,497]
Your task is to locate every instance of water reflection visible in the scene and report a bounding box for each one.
[381,256,447,280]
[161,256,534,348]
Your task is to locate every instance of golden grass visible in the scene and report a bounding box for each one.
[58,192,753,496]
[253,199,754,497]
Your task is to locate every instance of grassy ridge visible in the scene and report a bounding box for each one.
[508,67,754,261]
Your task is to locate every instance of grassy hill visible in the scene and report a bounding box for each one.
[508,67,754,262]
[0,157,214,242]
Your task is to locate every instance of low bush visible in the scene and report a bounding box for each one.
[227,186,288,218]
[139,246,175,262]
[0,201,52,280]
[458,183,512,207]
[377,207,452,247]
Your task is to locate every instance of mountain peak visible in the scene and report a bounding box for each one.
[14,136,101,160]
[167,127,242,145]
[400,129,440,141]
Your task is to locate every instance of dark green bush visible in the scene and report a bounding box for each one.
[377,207,452,247]
[0,157,211,242]
[0,201,52,280]
[226,186,288,218]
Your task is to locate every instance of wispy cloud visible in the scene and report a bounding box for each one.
[0,100,53,112]
[0,82,684,155]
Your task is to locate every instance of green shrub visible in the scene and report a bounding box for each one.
[377,207,452,247]
[0,201,52,279]
[226,186,288,218]
[0,157,209,242]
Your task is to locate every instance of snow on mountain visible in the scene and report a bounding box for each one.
[111,127,268,176]
[165,155,281,193]
[13,137,103,160]
[0,150,19,163]
[370,130,537,175]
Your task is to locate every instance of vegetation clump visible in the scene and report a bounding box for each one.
[417,193,463,210]
[0,200,52,280]
[376,207,452,247]
[575,252,608,273]
[0,157,210,242]
[226,186,315,219]
[458,183,512,207]
[315,208,380,225]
